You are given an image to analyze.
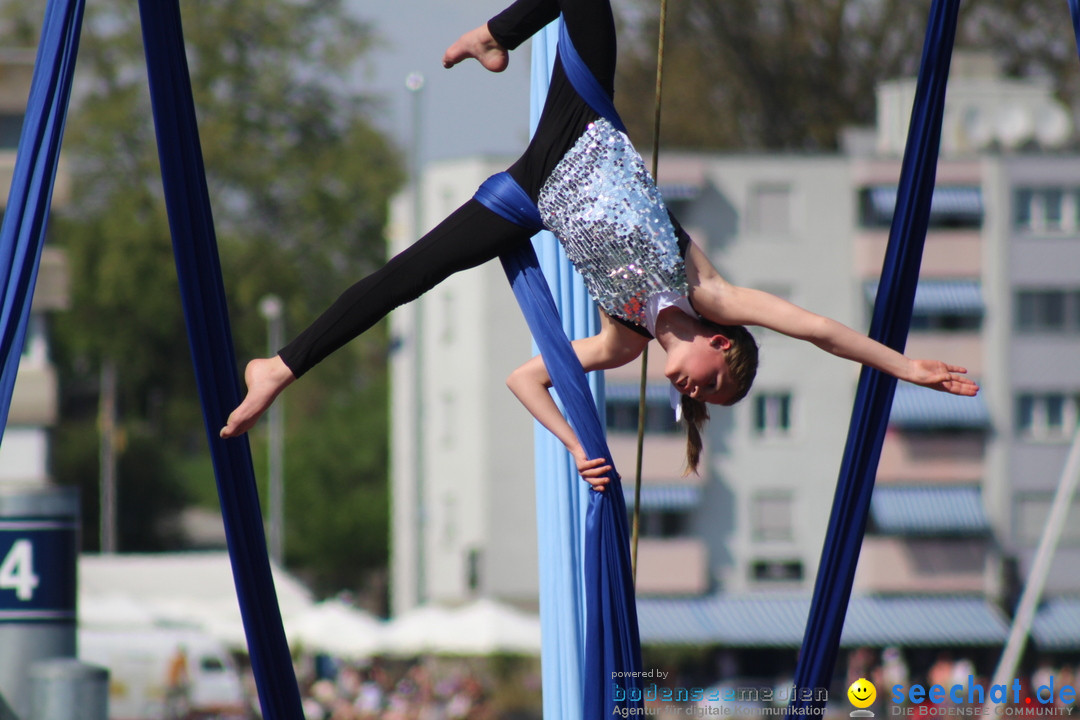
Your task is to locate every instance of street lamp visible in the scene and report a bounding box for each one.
[405,71,427,603]
[259,294,284,566]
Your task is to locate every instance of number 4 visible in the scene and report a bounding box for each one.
[0,540,40,601]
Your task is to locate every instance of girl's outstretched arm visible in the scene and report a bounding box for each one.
[506,314,648,489]
[684,242,980,397]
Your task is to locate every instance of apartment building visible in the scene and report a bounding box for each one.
[390,56,1080,647]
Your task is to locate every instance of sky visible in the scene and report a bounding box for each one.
[350,0,534,169]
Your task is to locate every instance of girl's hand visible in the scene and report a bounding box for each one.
[907,359,980,396]
[572,448,614,491]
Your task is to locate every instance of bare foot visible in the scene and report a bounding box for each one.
[220,356,296,438]
[442,23,509,72]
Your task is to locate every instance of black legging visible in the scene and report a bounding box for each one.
[280,0,618,376]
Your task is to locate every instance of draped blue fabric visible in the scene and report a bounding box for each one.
[787,0,959,711]
[475,173,544,231]
[489,16,642,720]
[1068,0,1080,59]
[0,0,84,440]
[526,23,590,720]
[137,3,303,719]
[499,245,642,719]
[556,19,627,134]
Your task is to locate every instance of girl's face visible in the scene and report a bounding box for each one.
[664,332,735,405]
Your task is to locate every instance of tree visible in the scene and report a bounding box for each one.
[614,0,1079,151]
[4,0,402,592]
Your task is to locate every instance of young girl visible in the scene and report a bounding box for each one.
[220,0,979,489]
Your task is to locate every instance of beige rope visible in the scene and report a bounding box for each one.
[631,0,669,585]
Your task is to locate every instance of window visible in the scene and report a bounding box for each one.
[753,392,792,436]
[747,184,792,235]
[637,510,689,539]
[1015,189,1033,228]
[750,559,804,582]
[909,313,982,332]
[467,548,482,591]
[860,186,982,229]
[1014,187,1080,233]
[20,315,47,364]
[1016,497,1080,545]
[867,280,984,333]
[1045,189,1064,230]
[1015,289,1080,333]
[606,398,680,435]
[0,114,23,149]
[1016,393,1080,441]
[200,657,226,672]
[751,493,794,542]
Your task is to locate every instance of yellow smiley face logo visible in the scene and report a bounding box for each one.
[848,678,877,709]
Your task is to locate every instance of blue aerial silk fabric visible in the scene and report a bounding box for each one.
[137,2,303,719]
[787,0,959,712]
[527,23,590,720]
[0,0,84,440]
[1068,0,1080,60]
[478,16,643,720]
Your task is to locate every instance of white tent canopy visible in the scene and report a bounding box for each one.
[382,598,540,656]
[79,555,541,657]
[79,552,315,648]
[285,599,386,659]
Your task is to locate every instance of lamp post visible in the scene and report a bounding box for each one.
[259,294,285,566]
[405,71,427,603]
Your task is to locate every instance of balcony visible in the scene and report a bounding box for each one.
[877,430,985,483]
[8,363,57,426]
[634,537,709,596]
[607,434,696,484]
[854,536,990,594]
[856,230,982,277]
[904,333,983,377]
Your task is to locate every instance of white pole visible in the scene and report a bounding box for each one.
[259,294,284,566]
[987,425,1080,710]
[406,71,427,604]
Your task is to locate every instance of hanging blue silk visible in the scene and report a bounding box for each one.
[1068,0,1080,60]
[526,22,591,720]
[480,16,643,720]
[786,1,959,713]
[137,3,303,720]
[556,19,627,134]
[0,0,84,440]
[475,173,544,231]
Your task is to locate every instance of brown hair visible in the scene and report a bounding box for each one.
[680,323,759,474]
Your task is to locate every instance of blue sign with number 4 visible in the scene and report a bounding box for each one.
[0,518,77,622]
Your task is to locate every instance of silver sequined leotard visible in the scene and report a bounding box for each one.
[537,118,689,327]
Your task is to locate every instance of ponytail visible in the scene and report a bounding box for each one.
[681,394,710,475]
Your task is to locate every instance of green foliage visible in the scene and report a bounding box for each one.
[615,0,1076,151]
[52,419,189,552]
[9,0,403,588]
[281,341,390,595]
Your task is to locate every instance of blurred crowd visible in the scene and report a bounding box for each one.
[284,657,539,720]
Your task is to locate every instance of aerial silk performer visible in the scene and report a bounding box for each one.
[213,0,974,716]
[787,0,959,712]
